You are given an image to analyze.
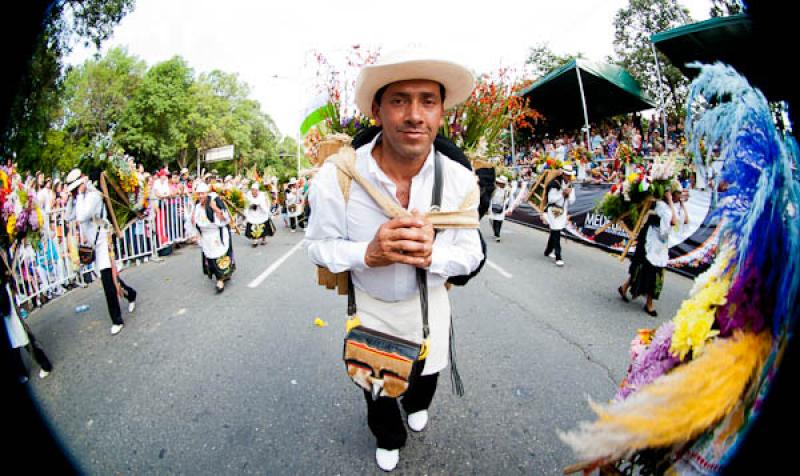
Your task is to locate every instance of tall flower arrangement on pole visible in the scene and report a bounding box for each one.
[304,45,380,159]
[439,67,539,159]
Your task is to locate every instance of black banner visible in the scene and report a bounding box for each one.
[507,183,720,277]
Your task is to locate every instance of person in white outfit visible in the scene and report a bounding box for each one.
[191,182,235,292]
[487,176,512,242]
[66,169,137,335]
[305,50,483,472]
[244,182,272,246]
[543,165,576,266]
[285,178,302,232]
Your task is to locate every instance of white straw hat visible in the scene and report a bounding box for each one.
[495,176,508,185]
[195,182,209,193]
[65,168,83,192]
[355,48,475,119]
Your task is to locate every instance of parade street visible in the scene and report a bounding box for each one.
[24,220,691,475]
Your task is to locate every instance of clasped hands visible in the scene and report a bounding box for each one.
[365,210,434,269]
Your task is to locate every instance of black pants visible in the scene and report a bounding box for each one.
[491,219,503,237]
[10,331,52,379]
[289,216,297,230]
[100,268,137,326]
[362,372,439,450]
[544,229,562,260]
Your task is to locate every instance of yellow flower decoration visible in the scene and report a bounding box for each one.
[6,214,16,238]
[627,172,640,183]
[36,207,43,228]
[670,274,730,360]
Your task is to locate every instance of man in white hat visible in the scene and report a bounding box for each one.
[66,169,138,335]
[305,49,483,471]
[487,175,512,242]
[543,165,576,267]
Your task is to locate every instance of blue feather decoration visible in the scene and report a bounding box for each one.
[685,62,800,337]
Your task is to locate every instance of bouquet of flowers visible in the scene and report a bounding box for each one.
[596,157,678,230]
[1,168,45,247]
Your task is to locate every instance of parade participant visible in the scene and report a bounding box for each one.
[487,175,512,242]
[191,182,235,292]
[67,169,137,335]
[306,49,482,472]
[543,165,576,267]
[285,178,302,233]
[1,215,53,381]
[244,182,272,247]
[617,182,682,316]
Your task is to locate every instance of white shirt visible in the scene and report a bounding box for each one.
[244,191,270,224]
[193,202,231,259]
[75,188,111,270]
[305,133,483,303]
[645,200,674,267]
[546,179,576,230]
[488,186,511,221]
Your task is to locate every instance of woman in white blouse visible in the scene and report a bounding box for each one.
[191,182,235,292]
[618,183,686,316]
[243,182,273,246]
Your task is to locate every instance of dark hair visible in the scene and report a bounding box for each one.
[373,82,446,107]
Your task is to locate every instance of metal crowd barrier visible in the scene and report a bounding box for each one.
[11,195,195,308]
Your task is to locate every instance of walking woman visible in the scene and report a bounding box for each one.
[285,178,302,233]
[192,182,235,292]
[244,182,273,247]
[67,169,137,336]
[618,182,684,316]
[487,176,512,242]
[2,216,53,381]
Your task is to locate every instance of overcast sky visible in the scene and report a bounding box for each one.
[67,0,712,137]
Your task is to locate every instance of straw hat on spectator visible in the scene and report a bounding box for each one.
[65,168,83,192]
[195,182,209,194]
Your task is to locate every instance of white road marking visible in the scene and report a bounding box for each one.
[486,259,513,279]
[248,240,305,288]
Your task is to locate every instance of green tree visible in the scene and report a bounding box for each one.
[612,0,692,119]
[62,46,146,139]
[525,43,584,80]
[1,0,135,172]
[116,56,195,169]
[710,0,744,17]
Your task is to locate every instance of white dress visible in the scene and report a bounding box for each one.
[244,191,270,225]
[193,202,230,259]
[644,200,674,268]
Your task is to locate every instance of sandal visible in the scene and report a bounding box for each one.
[643,305,658,317]
[618,286,629,303]
[216,281,225,293]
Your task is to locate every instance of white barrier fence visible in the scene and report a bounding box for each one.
[12,196,194,308]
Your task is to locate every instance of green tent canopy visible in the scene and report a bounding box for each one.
[651,14,755,80]
[517,59,655,132]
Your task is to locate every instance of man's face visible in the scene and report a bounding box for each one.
[372,79,444,162]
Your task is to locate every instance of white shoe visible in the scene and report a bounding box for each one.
[128,301,136,313]
[495,236,500,242]
[39,369,50,379]
[111,324,124,335]
[555,260,564,267]
[375,448,399,472]
[548,252,556,260]
[407,410,428,432]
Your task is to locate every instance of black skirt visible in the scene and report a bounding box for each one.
[628,217,665,300]
[201,232,235,281]
[245,220,274,239]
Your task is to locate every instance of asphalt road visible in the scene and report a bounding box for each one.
[23,218,691,475]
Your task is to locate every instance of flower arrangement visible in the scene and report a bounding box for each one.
[595,156,679,229]
[440,67,540,158]
[0,166,44,247]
